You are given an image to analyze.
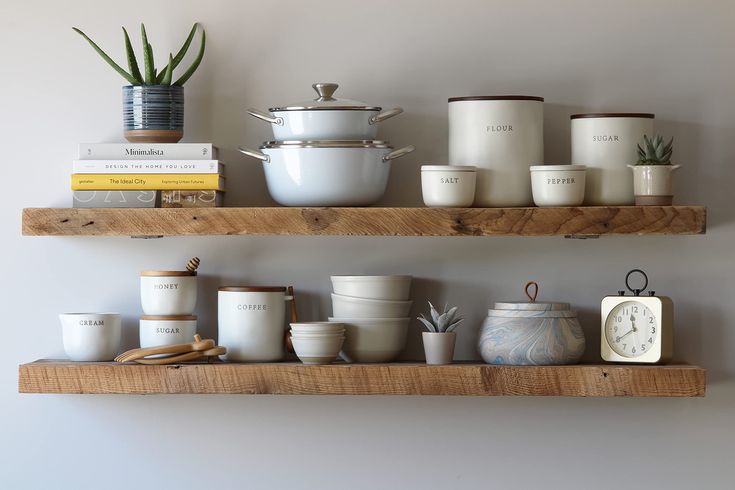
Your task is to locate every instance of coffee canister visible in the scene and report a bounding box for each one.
[571,113,654,205]
[218,286,295,362]
[448,96,544,207]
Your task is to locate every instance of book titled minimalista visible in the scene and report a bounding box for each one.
[78,143,217,160]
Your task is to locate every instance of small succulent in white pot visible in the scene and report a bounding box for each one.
[627,134,680,205]
[417,302,463,365]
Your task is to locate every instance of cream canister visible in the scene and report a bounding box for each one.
[571,113,654,205]
[218,286,295,362]
[140,270,197,315]
[448,96,544,207]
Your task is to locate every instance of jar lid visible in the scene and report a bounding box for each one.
[421,165,477,172]
[448,95,544,103]
[494,282,571,311]
[570,113,655,119]
[487,309,577,318]
[270,83,381,111]
[219,286,288,292]
[260,140,391,149]
[530,165,586,172]
[140,315,197,321]
[141,270,196,277]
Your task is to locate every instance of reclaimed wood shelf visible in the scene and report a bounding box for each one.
[18,360,705,397]
[21,206,706,237]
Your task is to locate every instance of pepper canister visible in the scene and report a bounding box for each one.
[218,286,295,362]
[140,270,197,316]
[571,113,654,205]
[478,282,585,365]
[448,96,544,207]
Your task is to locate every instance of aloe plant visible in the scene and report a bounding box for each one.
[417,301,464,333]
[73,23,205,86]
[636,134,674,165]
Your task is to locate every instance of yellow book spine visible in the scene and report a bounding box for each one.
[71,174,225,191]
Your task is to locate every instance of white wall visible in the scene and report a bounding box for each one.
[2,0,734,488]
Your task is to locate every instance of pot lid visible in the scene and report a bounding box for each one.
[530,165,586,172]
[494,282,571,311]
[270,83,381,111]
[260,140,392,149]
[421,165,477,172]
[487,308,577,318]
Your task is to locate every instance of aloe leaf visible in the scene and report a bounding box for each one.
[174,28,205,86]
[445,318,464,333]
[160,53,174,85]
[417,316,436,333]
[141,24,155,84]
[73,27,139,85]
[156,23,199,84]
[428,301,441,324]
[122,27,143,84]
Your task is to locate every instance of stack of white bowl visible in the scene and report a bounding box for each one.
[329,275,413,363]
[289,322,345,365]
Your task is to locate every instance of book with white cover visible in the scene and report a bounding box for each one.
[73,159,224,174]
[78,143,217,160]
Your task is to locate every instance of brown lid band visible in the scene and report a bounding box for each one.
[141,270,196,277]
[448,95,544,102]
[140,315,197,321]
[219,286,288,292]
[570,113,655,119]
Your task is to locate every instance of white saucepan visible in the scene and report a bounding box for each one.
[238,141,415,207]
[247,83,403,141]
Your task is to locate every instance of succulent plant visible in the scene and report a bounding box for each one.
[636,134,674,165]
[73,23,205,86]
[417,301,464,333]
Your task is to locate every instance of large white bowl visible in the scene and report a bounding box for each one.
[331,293,412,319]
[290,322,345,334]
[330,275,412,301]
[328,317,409,363]
[291,335,344,365]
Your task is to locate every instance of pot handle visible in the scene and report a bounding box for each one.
[247,108,284,126]
[285,286,297,354]
[369,107,404,125]
[383,145,415,162]
[238,146,270,163]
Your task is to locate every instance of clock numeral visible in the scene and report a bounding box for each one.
[648,337,653,344]
[633,306,638,313]
[632,346,636,354]
[615,336,621,343]
[623,343,627,350]
[641,344,646,351]
[649,317,654,323]
[651,326,656,334]
[613,326,618,332]
[616,316,622,322]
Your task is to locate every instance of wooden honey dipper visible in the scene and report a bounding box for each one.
[186,256,200,273]
[115,334,226,365]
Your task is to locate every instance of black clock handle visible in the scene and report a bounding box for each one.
[625,269,649,296]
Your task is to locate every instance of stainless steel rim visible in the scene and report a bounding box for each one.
[260,140,392,149]
[268,106,381,112]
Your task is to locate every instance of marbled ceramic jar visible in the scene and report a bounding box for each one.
[478,300,585,365]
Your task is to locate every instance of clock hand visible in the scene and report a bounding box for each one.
[618,328,635,341]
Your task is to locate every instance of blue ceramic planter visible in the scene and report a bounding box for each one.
[122,85,184,143]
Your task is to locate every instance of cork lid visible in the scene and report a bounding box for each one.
[219,286,288,292]
[140,315,197,321]
[141,270,196,277]
[448,95,544,102]
[570,113,655,119]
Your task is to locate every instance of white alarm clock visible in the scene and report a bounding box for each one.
[601,269,673,364]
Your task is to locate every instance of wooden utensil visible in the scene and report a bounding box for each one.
[115,335,223,364]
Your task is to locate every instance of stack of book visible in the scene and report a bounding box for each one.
[72,143,224,208]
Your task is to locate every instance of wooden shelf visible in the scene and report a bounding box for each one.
[21,206,706,237]
[18,361,705,397]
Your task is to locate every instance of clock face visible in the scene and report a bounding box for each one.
[604,301,658,358]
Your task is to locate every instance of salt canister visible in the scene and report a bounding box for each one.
[448,96,544,207]
[571,113,654,205]
[478,282,585,365]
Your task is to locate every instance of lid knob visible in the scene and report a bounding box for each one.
[525,281,539,302]
[313,82,338,101]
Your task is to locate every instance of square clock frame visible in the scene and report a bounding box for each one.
[600,295,673,364]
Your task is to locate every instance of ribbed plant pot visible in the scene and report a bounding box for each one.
[123,85,184,143]
[627,164,681,205]
[422,332,456,365]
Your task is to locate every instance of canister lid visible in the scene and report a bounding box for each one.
[530,165,586,172]
[140,315,197,320]
[141,270,196,277]
[421,165,477,172]
[448,95,544,102]
[570,113,655,119]
[219,286,288,292]
[270,83,381,111]
[487,308,577,318]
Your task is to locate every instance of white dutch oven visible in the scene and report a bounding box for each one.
[247,83,403,140]
[448,95,544,207]
[571,113,654,205]
[238,141,414,207]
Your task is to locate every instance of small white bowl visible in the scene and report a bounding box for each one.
[530,165,586,207]
[291,335,344,365]
[421,165,476,207]
[331,293,412,319]
[290,321,344,332]
[330,275,412,301]
[328,316,410,363]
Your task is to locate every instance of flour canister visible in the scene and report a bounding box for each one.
[218,286,295,362]
[571,113,654,205]
[448,96,544,207]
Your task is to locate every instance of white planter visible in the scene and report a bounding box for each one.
[571,113,654,205]
[422,332,456,365]
[218,287,294,362]
[449,96,544,207]
[421,165,477,207]
[628,165,681,205]
[530,165,586,207]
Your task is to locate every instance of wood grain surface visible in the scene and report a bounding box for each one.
[18,361,706,397]
[21,206,706,237]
